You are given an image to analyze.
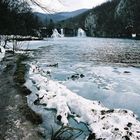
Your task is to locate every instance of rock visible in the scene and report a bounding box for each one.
[21,86,31,95]
[127,122,132,128]
[71,74,79,80]
[80,74,85,78]
[124,127,129,130]
[69,73,85,80]
[87,133,96,140]
[115,128,119,131]
[46,63,58,67]
[101,110,106,115]
[57,115,62,121]
[124,71,131,74]
[101,109,114,115]
[34,98,40,105]
[122,135,130,140]
[106,109,114,113]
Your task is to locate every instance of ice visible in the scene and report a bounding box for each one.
[25,63,140,139]
[22,37,140,139]
[22,38,140,116]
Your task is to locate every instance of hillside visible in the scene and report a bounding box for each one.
[57,10,91,36]
[85,0,121,37]
[58,0,140,38]
[34,9,88,24]
[85,0,140,38]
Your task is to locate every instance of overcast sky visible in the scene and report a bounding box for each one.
[30,0,107,13]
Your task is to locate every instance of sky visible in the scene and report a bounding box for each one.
[30,0,107,13]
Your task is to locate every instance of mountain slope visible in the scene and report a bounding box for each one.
[34,9,88,24]
[85,0,121,37]
[85,0,140,37]
[58,0,140,38]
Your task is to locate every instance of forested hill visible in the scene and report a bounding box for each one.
[59,0,140,38]
[0,0,40,35]
[58,10,90,30]
[85,0,140,37]
[34,9,88,24]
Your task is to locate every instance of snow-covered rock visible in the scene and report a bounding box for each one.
[25,64,140,140]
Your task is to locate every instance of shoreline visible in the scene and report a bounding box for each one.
[25,60,140,140]
[1,37,140,139]
[0,52,43,140]
[14,54,43,125]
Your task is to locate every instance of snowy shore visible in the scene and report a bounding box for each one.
[25,63,140,140]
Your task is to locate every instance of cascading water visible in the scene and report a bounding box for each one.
[51,28,64,38]
[60,29,64,37]
[51,29,61,38]
[77,28,86,37]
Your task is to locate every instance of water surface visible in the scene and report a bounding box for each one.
[31,37,140,118]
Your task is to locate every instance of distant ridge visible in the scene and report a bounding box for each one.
[34,9,89,24]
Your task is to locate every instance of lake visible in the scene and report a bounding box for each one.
[26,37,140,139]
[30,37,140,116]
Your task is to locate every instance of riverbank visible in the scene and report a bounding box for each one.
[1,37,140,139]
[0,52,43,140]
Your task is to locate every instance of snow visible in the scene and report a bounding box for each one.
[7,40,49,50]
[0,45,5,61]
[25,63,140,139]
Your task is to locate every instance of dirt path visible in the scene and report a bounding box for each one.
[0,53,42,140]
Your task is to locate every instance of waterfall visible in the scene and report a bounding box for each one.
[51,29,64,38]
[132,33,136,38]
[77,28,86,37]
[60,29,64,37]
